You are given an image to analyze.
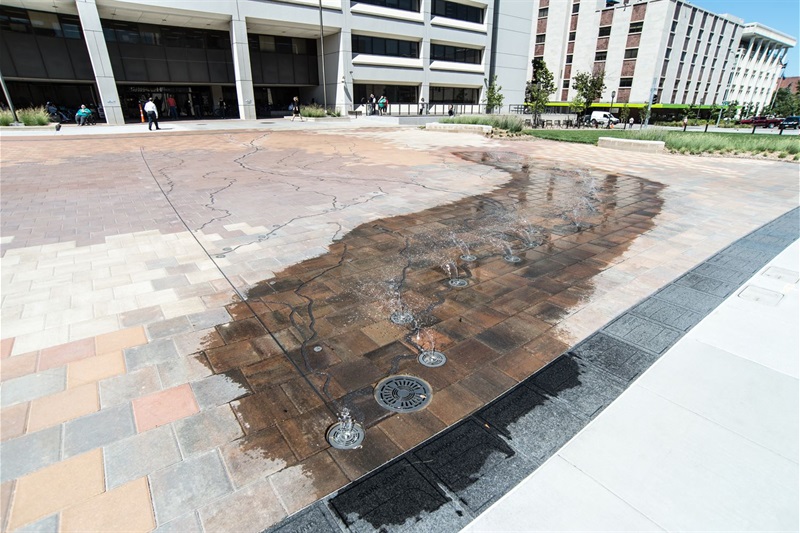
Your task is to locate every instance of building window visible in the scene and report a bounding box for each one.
[566,54,573,64]
[671,20,677,32]
[354,0,420,12]
[619,78,633,88]
[624,48,638,59]
[629,21,644,34]
[598,26,611,37]
[563,80,570,88]
[595,51,607,61]
[538,7,548,18]
[431,43,482,64]
[572,3,580,14]
[432,0,484,23]
[535,34,546,44]
[665,48,672,59]
[430,86,479,103]
[352,35,419,58]
[569,31,576,41]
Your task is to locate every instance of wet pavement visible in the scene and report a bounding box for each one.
[1,123,798,532]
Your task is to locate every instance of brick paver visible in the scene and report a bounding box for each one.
[1,125,797,532]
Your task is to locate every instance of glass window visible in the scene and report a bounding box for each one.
[354,0,420,12]
[535,34,545,44]
[59,15,81,39]
[139,24,161,46]
[563,80,570,88]
[595,51,607,61]
[432,0,483,24]
[352,35,419,58]
[429,86,478,103]
[572,3,580,14]
[29,11,61,37]
[538,7,548,18]
[619,78,633,87]
[276,36,293,54]
[629,21,643,33]
[260,35,276,52]
[569,31,576,41]
[431,43,481,64]
[565,55,573,64]
[0,8,31,33]
[292,38,307,54]
[598,26,611,37]
[624,48,638,59]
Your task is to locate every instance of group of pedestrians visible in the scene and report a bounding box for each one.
[363,94,389,116]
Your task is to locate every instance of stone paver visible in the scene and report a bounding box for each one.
[63,403,136,458]
[60,477,155,532]
[132,383,199,432]
[0,425,62,483]
[1,124,797,533]
[149,451,233,526]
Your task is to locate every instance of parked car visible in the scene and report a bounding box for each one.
[778,116,799,130]
[739,115,783,128]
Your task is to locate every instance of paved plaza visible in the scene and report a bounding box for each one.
[0,120,798,532]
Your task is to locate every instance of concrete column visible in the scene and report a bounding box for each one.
[75,0,124,125]
[230,18,256,120]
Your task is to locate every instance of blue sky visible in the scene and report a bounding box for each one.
[690,0,799,77]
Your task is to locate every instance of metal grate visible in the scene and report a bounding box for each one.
[418,350,447,368]
[327,422,365,449]
[375,375,432,412]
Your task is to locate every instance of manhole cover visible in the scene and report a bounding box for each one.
[375,375,432,412]
[418,350,447,367]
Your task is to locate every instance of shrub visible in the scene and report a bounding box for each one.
[301,104,327,118]
[13,106,50,126]
[0,110,13,126]
[440,114,524,133]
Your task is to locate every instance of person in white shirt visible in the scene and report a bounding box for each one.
[144,97,160,131]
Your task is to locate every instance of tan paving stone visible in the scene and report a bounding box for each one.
[269,451,349,515]
[7,449,105,531]
[67,350,126,388]
[133,383,199,432]
[0,351,38,382]
[60,477,155,533]
[38,337,95,371]
[95,326,148,355]
[27,382,98,433]
[0,403,29,442]
[199,478,286,533]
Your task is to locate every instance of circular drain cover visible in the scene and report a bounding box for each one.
[460,254,477,262]
[503,255,522,263]
[448,278,468,288]
[375,375,432,412]
[418,350,447,368]
[326,422,365,449]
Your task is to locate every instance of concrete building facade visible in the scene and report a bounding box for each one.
[0,0,795,123]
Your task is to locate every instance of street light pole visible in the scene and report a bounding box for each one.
[318,0,327,110]
[607,90,616,128]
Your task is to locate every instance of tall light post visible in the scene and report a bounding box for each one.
[318,0,327,110]
[607,90,616,128]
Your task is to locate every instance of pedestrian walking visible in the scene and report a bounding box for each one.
[144,97,160,130]
[291,96,305,121]
[167,95,178,119]
[419,97,427,115]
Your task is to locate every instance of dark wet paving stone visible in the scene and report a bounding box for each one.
[328,458,467,533]
[412,418,536,514]
[264,503,340,533]
[569,332,659,383]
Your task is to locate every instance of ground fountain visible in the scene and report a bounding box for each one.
[442,260,468,288]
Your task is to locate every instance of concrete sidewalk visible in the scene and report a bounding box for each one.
[464,240,799,532]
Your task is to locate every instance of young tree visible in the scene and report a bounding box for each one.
[524,59,556,126]
[767,87,800,117]
[483,76,504,114]
[619,104,631,127]
[571,70,606,118]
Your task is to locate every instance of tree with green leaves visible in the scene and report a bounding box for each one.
[724,100,739,121]
[571,70,606,118]
[767,87,800,117]
[524,59,556,127]
[483,76,504,114]
[619,104,631,128]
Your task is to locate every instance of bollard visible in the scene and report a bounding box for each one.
[704,123,709,133]
[139,103,145,123]
[751,124,757,135]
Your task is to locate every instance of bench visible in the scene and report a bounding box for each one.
[597,137,665,153]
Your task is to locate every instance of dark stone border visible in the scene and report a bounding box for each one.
[264,207,799,533]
